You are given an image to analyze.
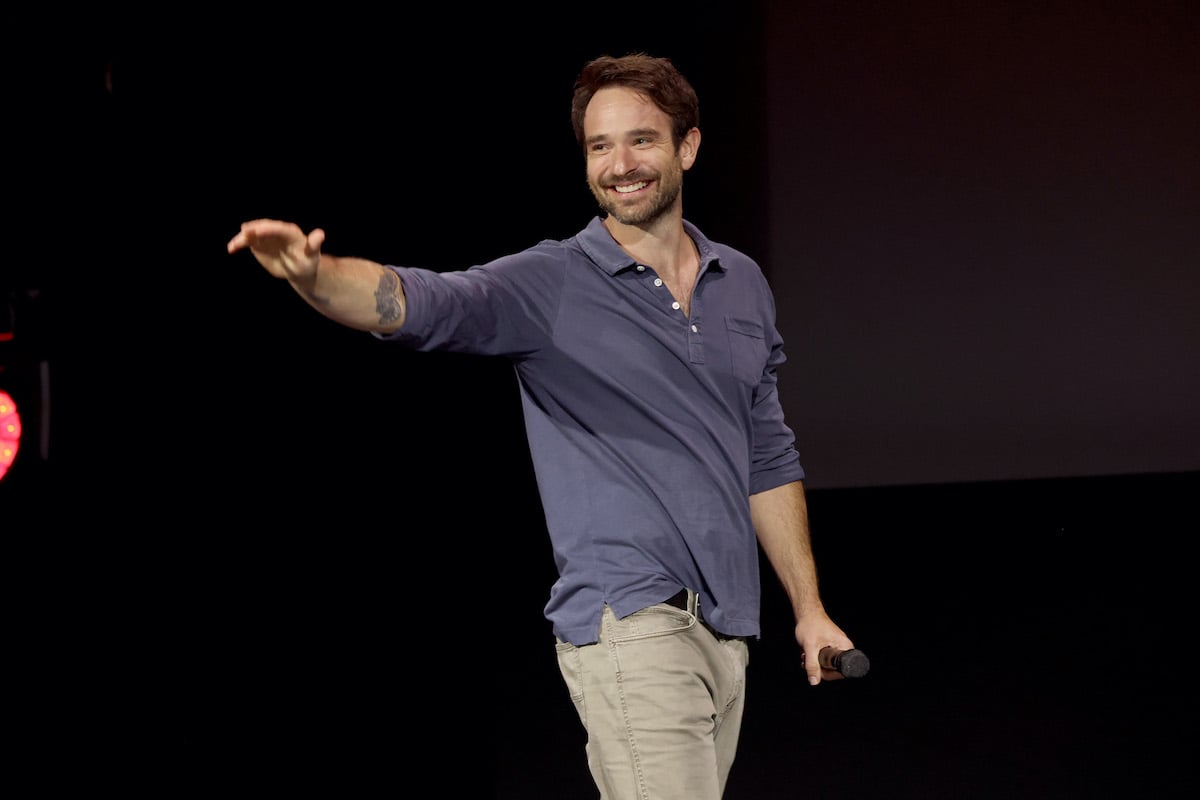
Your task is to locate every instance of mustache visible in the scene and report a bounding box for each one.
[603,170,655,187]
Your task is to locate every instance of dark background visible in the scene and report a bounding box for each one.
[3,2,1196,797]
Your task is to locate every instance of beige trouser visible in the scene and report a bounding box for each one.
[555,594,750,800]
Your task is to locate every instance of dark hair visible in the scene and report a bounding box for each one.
[570,53,700,150]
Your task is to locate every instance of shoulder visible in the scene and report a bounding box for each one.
[684,219,764,274]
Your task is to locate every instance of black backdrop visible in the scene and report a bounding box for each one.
[763,2,1199,489]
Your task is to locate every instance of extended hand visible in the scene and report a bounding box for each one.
[227,219,326,284]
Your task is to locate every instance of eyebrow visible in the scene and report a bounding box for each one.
[585,127,662,146]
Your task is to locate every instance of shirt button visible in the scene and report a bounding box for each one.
[672,301,681,310]
[654,278,663,287]
[691,324,698,332]
[636,265,646,272]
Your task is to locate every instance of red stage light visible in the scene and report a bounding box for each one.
[0,390,21,483]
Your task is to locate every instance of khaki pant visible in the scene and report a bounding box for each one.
[555,595,750,799]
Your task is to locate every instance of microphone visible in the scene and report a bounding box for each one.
[817,646,870,678]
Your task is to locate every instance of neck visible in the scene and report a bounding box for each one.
[603,210,689,273]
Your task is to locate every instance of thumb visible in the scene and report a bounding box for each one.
[306,228,326,255]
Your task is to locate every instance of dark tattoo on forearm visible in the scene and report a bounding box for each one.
[375,270,404,325]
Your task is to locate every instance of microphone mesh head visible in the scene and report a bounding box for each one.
[839,649,871,678]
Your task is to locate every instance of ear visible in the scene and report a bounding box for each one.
[679,127,701,170]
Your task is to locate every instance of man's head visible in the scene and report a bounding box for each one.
[573,54,702,226]
[571,53,700,152]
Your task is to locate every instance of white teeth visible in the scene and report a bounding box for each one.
[614,181,648,193]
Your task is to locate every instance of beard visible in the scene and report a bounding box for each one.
[589,160,684,226]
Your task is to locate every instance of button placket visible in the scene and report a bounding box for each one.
[636,264,695,319]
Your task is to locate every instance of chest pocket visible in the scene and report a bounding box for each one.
[724,316,767,388]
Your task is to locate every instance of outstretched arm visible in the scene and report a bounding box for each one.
[751,480,855,685]
[227,218,406,334]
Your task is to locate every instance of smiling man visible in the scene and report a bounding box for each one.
[227,52,855,800]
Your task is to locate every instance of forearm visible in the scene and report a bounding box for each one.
[750,480,827,621]
[295,255,406,334]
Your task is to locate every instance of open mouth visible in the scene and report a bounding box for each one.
[612,180,649,194]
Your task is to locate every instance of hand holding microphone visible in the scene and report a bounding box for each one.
[809,646,871,678]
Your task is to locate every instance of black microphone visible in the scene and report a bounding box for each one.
[818,646,870,678]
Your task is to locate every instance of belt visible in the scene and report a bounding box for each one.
[664,588,695,614]
[664,588,741,641]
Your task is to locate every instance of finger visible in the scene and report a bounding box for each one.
[800,651,821,685]
[307,227,326,253]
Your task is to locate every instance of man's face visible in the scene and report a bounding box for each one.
[582,86,694,226]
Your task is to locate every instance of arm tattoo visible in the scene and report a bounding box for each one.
[374,269,404,326]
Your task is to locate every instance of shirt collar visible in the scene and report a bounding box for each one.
[577,216,726,276]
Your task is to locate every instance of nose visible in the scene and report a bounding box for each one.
[610,143,637,178]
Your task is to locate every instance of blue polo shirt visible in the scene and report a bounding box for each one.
[380,216,805,644]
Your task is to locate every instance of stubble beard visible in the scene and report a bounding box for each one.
[590,162,684,226]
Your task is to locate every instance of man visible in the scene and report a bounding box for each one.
[227,52,854,800]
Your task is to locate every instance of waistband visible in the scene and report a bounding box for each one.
[663,588,742,641]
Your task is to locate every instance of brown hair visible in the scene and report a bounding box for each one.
[570,53,700,151]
